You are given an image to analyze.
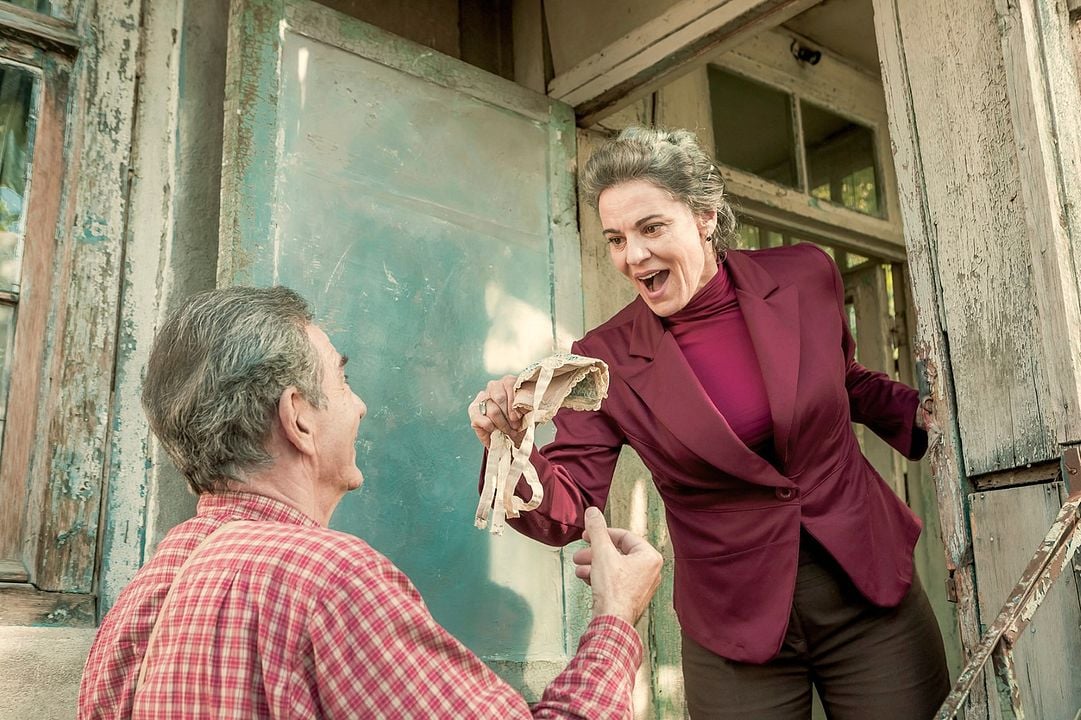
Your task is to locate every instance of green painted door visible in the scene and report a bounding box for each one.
[220,0,586,694]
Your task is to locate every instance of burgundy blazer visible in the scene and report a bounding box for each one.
[503,244,927,664]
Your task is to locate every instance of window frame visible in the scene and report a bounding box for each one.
[706,28,904,258]
[0,3,91,627]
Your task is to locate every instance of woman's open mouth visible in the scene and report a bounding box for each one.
[638,269,670,296]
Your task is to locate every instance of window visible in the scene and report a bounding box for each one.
[709,67,798,188]
[803,100,881,217]
[709,65,885,219]
[0,3,85,624]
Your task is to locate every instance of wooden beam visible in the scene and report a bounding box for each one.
[548,0,820,125]
[0,583,96,626]
[0,5,80,54]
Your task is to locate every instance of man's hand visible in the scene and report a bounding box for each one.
[572,507,663,625]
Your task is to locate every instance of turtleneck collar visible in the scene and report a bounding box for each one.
[664,259,737,326]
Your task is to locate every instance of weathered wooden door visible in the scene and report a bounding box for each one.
[219,0,585,694]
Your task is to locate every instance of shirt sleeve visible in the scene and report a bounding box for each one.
[310,549,642,719]
[820,246,928,460]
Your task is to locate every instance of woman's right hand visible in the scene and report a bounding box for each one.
[469,375,526,448]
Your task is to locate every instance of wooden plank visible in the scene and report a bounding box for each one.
[724,169,905,252]
[97,0,225,613]
[995,0,1081,449]
[0,4,80,55]
[0,50,69,571]
[846,263,903,497]
[871,0,988,715]
[969,483,1081,720]
[894,263,964,682]
[880,0,1057,477]
[550,0,820,125]
[0,583,95,626]
[29,0,142,594]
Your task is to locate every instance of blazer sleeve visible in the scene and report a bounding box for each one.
[479,341,627,548]
[820,248,928,461]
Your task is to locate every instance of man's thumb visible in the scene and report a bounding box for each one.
[584,507,612,548]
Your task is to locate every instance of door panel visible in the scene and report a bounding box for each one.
[221,0,582,679]
[844,261,907,498]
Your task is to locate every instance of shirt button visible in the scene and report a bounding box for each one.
[776,487,794,500]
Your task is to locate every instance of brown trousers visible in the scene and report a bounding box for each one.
[681,536,950,720]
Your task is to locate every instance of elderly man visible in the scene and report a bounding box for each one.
[78,286,662,719]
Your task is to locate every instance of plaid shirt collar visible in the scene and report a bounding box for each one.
[195,491,321,528]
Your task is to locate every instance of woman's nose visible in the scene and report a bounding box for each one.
[625,236,650,265]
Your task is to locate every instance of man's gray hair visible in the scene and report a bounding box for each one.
[142,285,325,494]
[581,126,738,254]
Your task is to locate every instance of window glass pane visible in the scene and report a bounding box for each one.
[845,252,869,268]
[2,0,51,15]
[0,63,37,293]
[709,66,798,188]
[801,100,882,217]
[763,230,784,248]
[734,223,759,250]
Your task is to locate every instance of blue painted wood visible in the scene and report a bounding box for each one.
[221,0,582,666]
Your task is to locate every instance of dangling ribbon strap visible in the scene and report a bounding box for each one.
[475,353,608,535]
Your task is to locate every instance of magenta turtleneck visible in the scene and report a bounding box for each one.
[663,262,774,453]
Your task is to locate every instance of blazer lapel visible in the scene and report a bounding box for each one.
[620,299,789,487]
[726,251,801,465]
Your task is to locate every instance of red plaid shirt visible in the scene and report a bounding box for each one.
[78,492,642,719]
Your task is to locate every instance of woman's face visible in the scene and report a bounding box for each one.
[599,180,718,317]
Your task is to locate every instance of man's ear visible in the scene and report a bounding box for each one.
[278,386,317,456]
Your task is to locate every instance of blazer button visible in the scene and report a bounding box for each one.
[776,487,795,501]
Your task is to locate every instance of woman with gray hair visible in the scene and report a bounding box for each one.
[469,127,949,719]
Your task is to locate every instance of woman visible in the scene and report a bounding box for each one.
[468,127,949,719]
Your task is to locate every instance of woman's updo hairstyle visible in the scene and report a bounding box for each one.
[580,126,738,255]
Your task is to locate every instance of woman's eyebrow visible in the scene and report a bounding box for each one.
[603,214,666,235]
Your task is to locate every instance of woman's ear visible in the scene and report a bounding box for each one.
[698,209,718,241]
[278,386,317,456]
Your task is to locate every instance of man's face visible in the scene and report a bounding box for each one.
[306,325,366,493]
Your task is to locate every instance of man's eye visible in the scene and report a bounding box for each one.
[607,236,625,246]
[644,224,661,234]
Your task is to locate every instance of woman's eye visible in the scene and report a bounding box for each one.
[644,224,661,234]
[607,236,625,246]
